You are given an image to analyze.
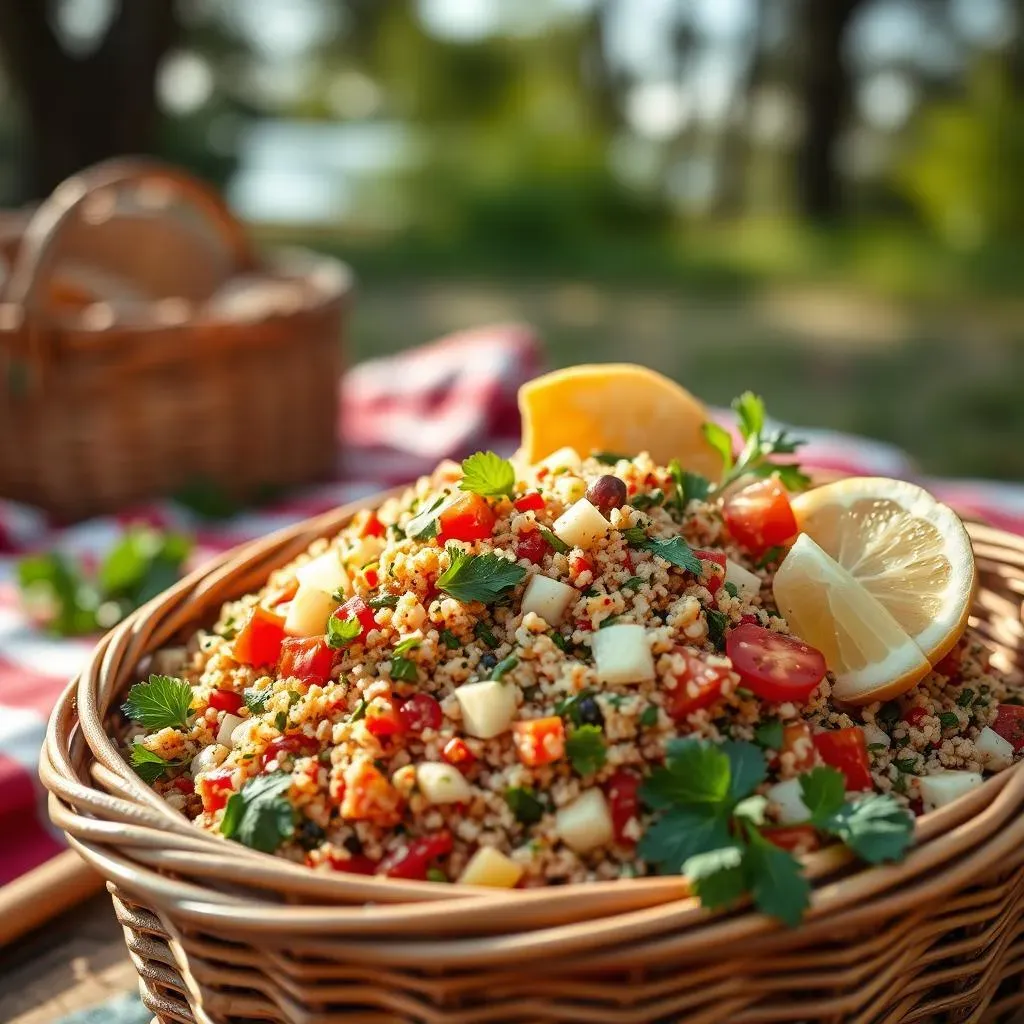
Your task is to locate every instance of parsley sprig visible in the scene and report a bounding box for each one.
[639,739,913,926]
[130,743,184,784]
[221,772,295,853]
[437,546,527,604]
[460,451,516,499]
[566,724,607,775]
[123,675,194,730]
[326,614,362,649]
[703,393,810,496]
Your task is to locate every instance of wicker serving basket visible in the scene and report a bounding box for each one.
[0,158,351,520]
[41,491,1024,1024]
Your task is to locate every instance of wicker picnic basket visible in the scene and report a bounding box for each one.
[41,490,1024,1024]
[0,157,351,520]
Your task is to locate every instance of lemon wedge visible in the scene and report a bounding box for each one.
[518,364,724,479]
[791,477,975,666]
[773,534,932,704]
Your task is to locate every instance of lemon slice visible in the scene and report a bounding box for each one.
[791,477,975,666]
[518,364,724,479]
[773,534,932,704]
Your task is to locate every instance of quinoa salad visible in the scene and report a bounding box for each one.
[118,383,1022,918]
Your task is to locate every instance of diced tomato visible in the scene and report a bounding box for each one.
[365,696,405,738]
[171,776,195,795]
[278,637,335,686]
[569,554,592,579]
[722,478,798,555]
[208,689,244,714]
[262,733,319,768]
[514,492,545,512]
[355,511,386,538]
[334,595,376,641]
[903,706,928,727]
[340,760,403,825]
[313,850,380,874]
[441,736,475,767]
[667,648,731,720]
[379,831,454,880]
[739,614,760,626]
[362,567,379,589]
[438,493,496,544]
[512,717,565,767]
[398,693,443,734]
[813,727,873,791]
[705,573,722,597]
[232,606,287,667]
[992,704,1024,751]
[780,722,816,771]
[693,549,727,572]
[604,770,641,844]
[725,623,826,703]
[762,825,820,854]
[197,767,235,813]
[516,530,550,564]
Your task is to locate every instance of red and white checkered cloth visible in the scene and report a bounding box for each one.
[3,323,1024,887]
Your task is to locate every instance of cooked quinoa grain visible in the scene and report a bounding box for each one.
[121,452,1020,884]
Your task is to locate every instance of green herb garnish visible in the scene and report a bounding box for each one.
[220,773,295,853]
[754,546,785,570]
[753,719,784,751]
[460,451,516,499]
[404,495,448,541]
[440,628,462,649]
[630,490,664,511]
[621,526,648,546]
[538,527,569,554]
[437,546,528,605]
[474,620,499,648]
[622,576,644,592]
[390,655,419,682]
[123,675,193,730]
[554,689,595,725]
[368,593,401,610]
[723,582,739,599]
[566,725,607,776]
[636,536,702,575]
[274,711,288,732]
[130,743,182,784]
[705,609,729,651]
[326,614,362,649]
[956,689,975,708]
[593,451,631,465]
[639,705,659,728]
[243,685,272,715]
[599,615,621,630]
[349,698,369,722]
[505,786,546,825]
[491,654,519,681]
[938,711,960,730]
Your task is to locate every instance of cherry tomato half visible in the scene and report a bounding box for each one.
[667,648,731,720]
[725,623,826,703]
[992,704,1024,751]
[208,689,244,714]
[438,493,496,544]
[261,733,319,769]
[398,693,443,734]
[813,727,873,791]
[722,478,797,555]
[603,770,641,844]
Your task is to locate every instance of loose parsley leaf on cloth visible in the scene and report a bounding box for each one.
[638,738,914,926]
[460,451,516,499]
[637,537,702,575]
[566,725,607,776]
[130,743,181,784]
[505,786,546,824]
[437,546,527,604]
[221,773,295,853]
[123,675,193,730]
[706,392,811,496]
[326,614,362,650]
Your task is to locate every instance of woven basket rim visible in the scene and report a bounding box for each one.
[41,484,1024,948]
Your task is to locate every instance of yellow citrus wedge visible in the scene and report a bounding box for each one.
[518,364,724,479]
[790,477,975,666]
[773,534,933,704]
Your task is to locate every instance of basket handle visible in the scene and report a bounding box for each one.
[4,155,256,340]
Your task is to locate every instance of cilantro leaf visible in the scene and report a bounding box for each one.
[799,767,847,823]
[753,719,784,751]
[440,628,462,649]
[244,684,272,715]
[130,743,181,784]
[491,654,519,681]
[538,527,569,554]
[721,740,767,801]
[817,794,914,864]
[745,828,811,927]
[705,608,729,651]
[702,422,735,474]
[505,786,545,825]
[566,725,606,776]
[326,614,362,649]
[683,845,747,912]
[220,772,295,853]
[642,739,731,809]
[123,675,193,730]
[638,804,732,872]
[638,536,702,575]
[437,546,527,605]
[460,451,516,499]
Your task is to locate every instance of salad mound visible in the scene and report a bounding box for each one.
[119,369,1016,924]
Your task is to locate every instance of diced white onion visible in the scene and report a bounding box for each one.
[216,713,245,747]
[190,743,228,777]
[725,559,761,601]
[590,624,655,684]
[458,847,524,888]
[555,789,614,853]
[284,585,338,637]
[919,770,984,810]
[975,726,1015,771]
[766,778,811,825]
[296,552,350,596]
[521,574,577,625]
[455,681,517,739]
[416,762,473,804]
[552,498,609,550]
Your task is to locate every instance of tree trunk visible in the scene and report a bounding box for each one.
[0,0,178,200]
[794,0,863,222]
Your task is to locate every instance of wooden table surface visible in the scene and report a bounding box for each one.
[1,892,137,1024]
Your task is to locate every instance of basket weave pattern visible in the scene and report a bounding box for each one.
[41,495,1024,1023]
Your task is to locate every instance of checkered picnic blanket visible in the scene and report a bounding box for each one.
[4,323,1024,887]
